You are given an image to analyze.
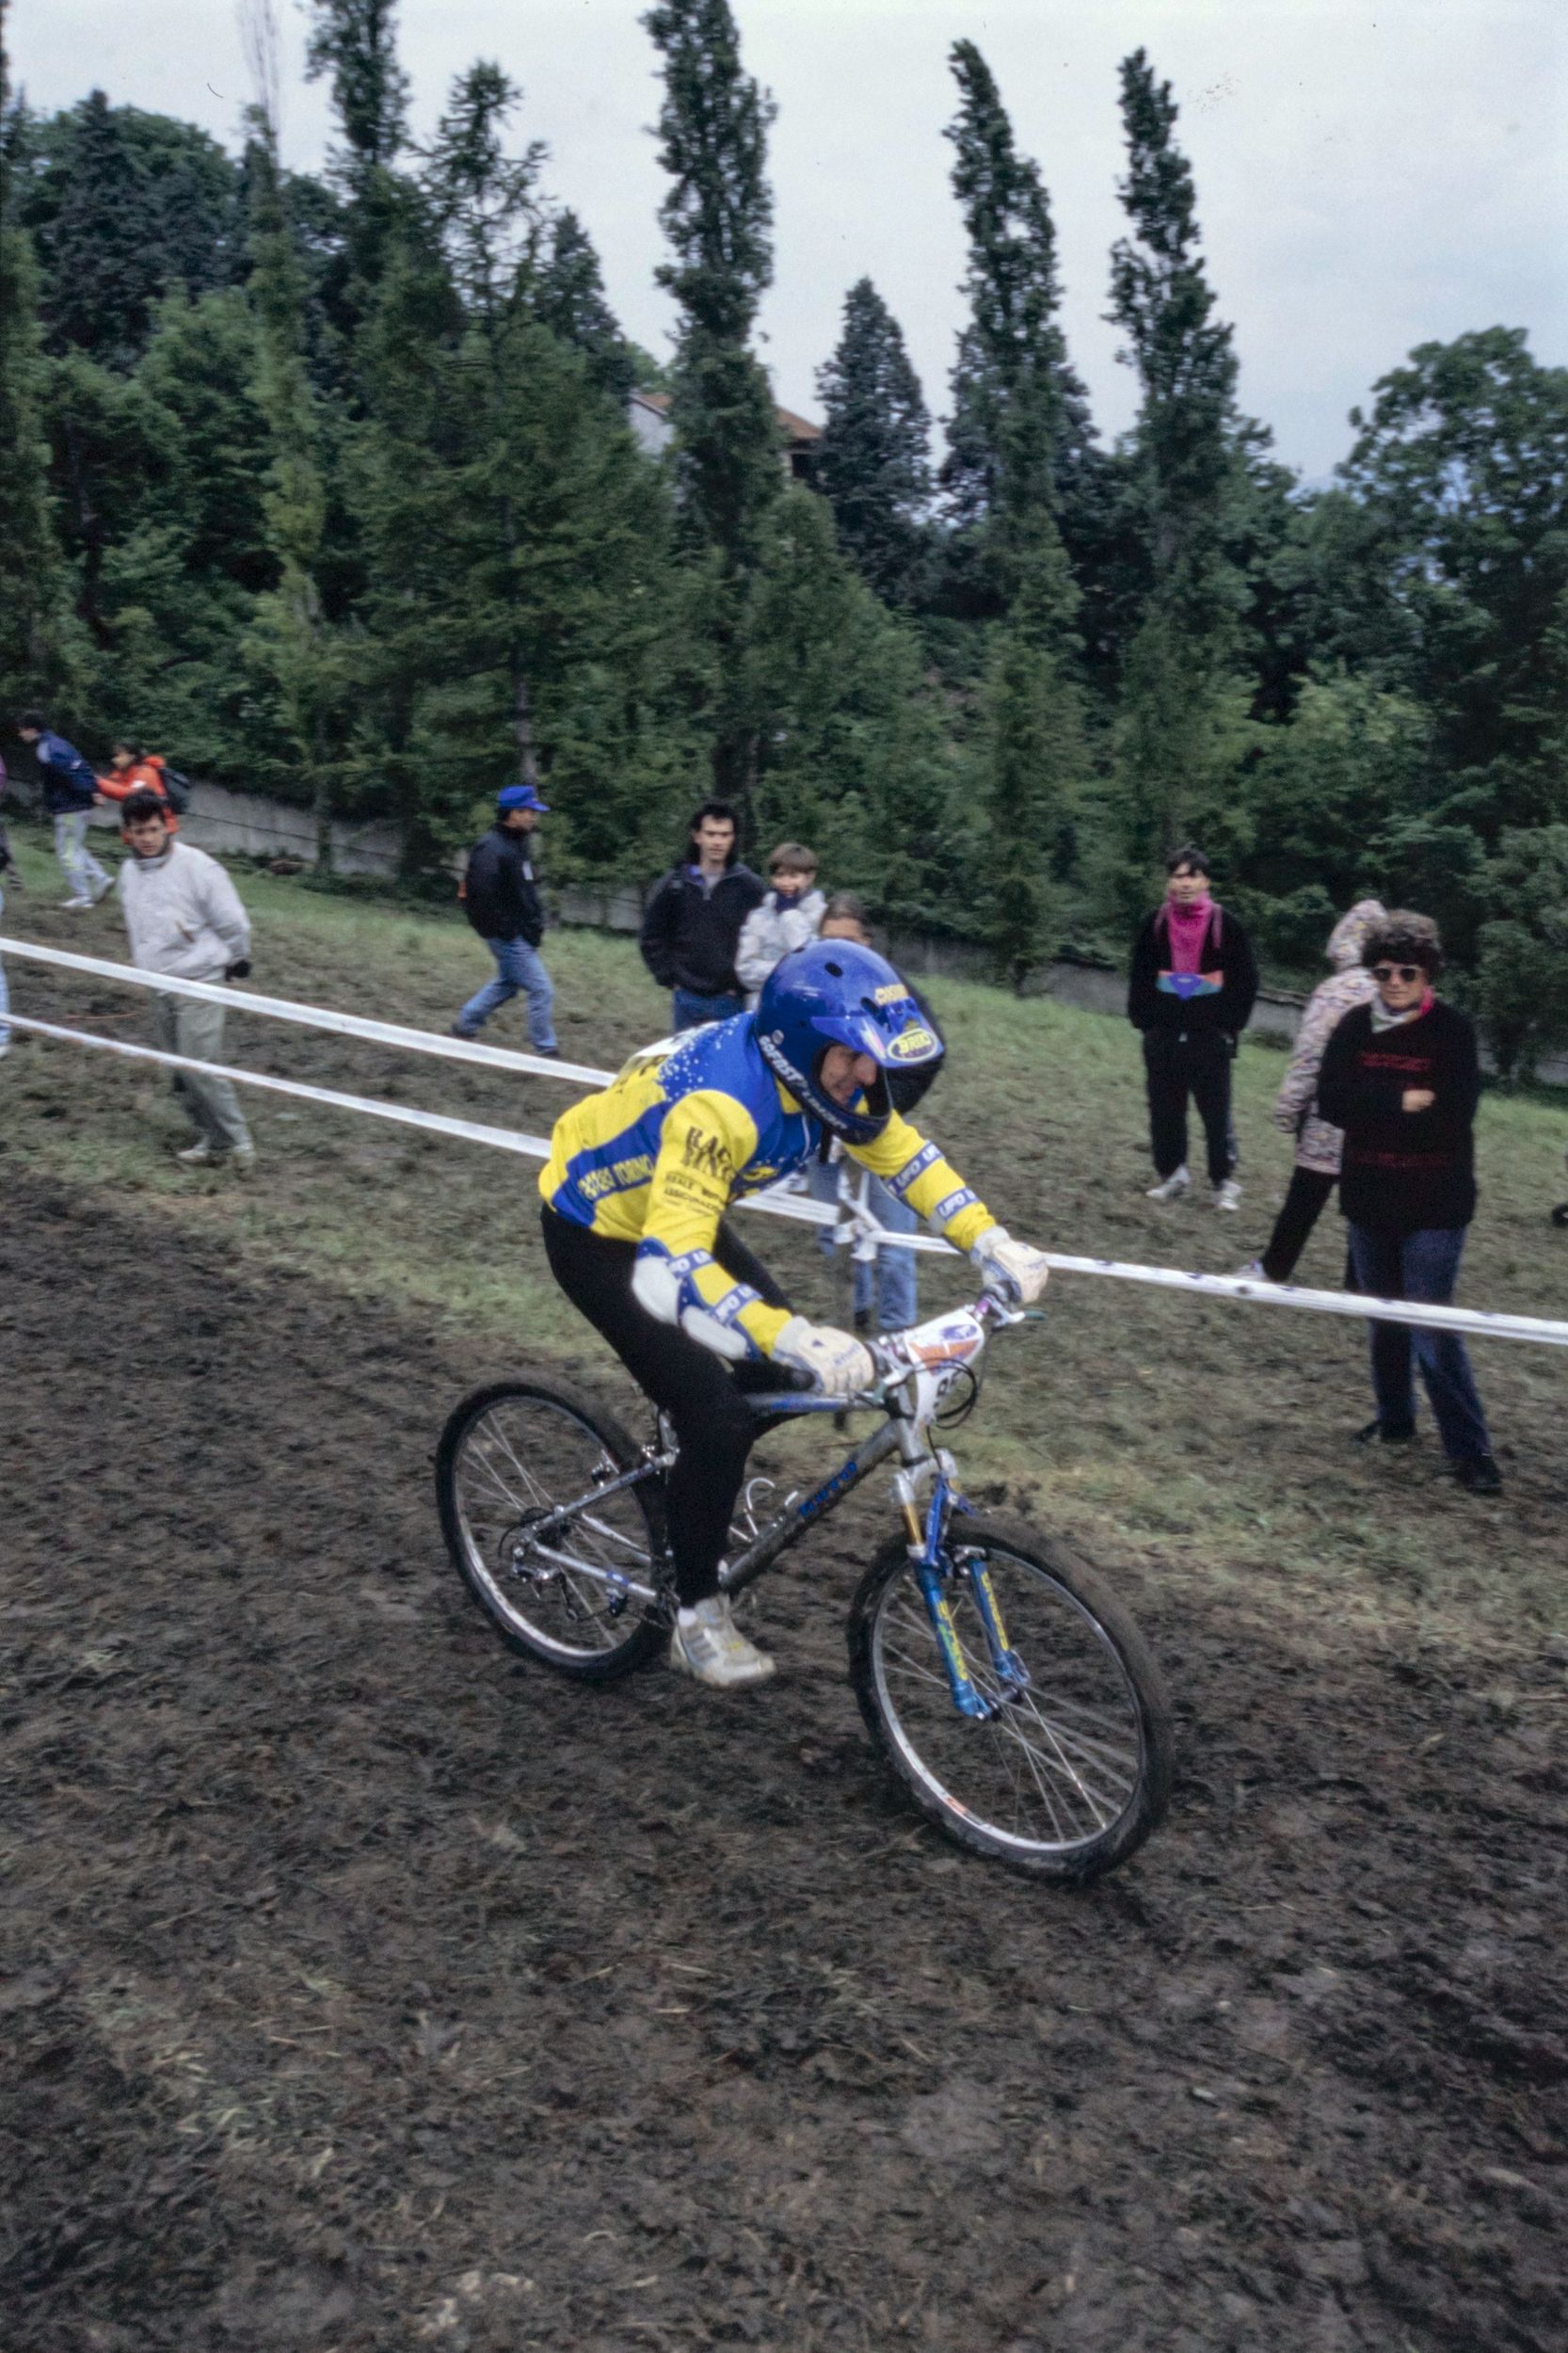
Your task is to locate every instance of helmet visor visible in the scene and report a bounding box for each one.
[806,986,941,1075]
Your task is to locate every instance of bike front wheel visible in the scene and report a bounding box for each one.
[847,1518,1174,1881]
[436,1378,669,1682]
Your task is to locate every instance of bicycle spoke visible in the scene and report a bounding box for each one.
[448,1390,663,1667]
[868,1543,1149,1863]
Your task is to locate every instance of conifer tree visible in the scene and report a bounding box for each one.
[744,487,957,931]
[1108,49,1251,870]
[939,42,1089,967]
[354,231,689,871]
[530,209,636,403]
[240,1,336,852]
[644,0,779,799]
[982,527,1088,984]
[940,40,1088,605]
[0,2,71,710]
[24,94,246,371]
[815,277,932,608]
[420,61,551,792]
[305,0,409,307]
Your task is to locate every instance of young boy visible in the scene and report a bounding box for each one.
[735,842,825,1007]
[804,891,935,1335]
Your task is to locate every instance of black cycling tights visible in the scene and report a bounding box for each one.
[540,1206,794,1608]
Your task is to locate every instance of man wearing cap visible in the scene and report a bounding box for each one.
[451,784,560,1055]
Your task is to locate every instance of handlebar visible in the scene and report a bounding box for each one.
[748,1288,1032,1417]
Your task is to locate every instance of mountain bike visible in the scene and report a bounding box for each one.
[435,1295,1174,1881]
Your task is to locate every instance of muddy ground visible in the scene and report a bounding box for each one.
[2,1168,1565,2352]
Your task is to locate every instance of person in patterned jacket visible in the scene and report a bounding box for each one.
[1241,900,1385,1283]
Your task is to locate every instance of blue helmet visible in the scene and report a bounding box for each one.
[754,938,943,1144]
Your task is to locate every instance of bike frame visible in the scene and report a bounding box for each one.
[517,1297,1033,1721]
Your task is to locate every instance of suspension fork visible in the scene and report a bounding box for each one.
[897,1452,1027,1717]
[893,1449,984,1721]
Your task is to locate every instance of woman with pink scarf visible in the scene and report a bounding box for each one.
[1127,846,1258,1209]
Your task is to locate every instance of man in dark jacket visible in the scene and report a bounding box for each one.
[639,799,764,1031]
[1317,910,1500,1494]
[16,712,112,909]
[451,784,560,1054]
[1128,844,1258,1210]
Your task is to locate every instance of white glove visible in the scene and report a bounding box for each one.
[969,1225,1049,1305]
[772,1315,876,1398]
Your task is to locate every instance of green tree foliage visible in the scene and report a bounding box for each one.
[1107,49,1253,875]
[303,0,414,360]
[23,94,245,370]
[241,88,338,843]
[1232,673,1428,960]
[1332,329,1568,834]
[815,277,932,608]
[1473,826,1568,1079]
[744,488,958,934]
[0,7,72,712]
[306,0,408,186]
[939,40,1086,608]
[351,77,689,873]
[644,0,780,801]
[982,529,1089,984]
[529,210,637,403]
[8,32,1565,1016]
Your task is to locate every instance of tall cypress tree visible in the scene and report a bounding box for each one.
[304,0,409,303]
[644,0,779,799]
[940,40,1087,604]
[1108,48,1251,870]
[239,2,335,850]
[0,2,71,710]
[939,42,1088,968]
[420,61,550,792]
[815,277,932,607]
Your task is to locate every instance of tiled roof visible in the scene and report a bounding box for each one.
[630,388,821,440]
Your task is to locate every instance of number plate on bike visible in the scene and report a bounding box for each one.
[885,1308,987,1419]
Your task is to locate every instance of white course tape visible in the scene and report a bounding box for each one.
[0,936,611,1087]
[3,1014,558,1161]
[10,1007,1568,1352]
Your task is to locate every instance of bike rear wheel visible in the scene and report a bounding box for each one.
[436,1379,669,1682]
[847,1517,1173,1881]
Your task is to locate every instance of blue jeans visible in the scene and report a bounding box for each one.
[1347,1222,1492,1462]
[807,1158,920,1331]
[54,809,109,901]
[672,987,744,1032]
[458,936,557,1051]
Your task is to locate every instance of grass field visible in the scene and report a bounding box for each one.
[5,819,1566,1655]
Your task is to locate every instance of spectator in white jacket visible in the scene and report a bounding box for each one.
[1241,899,1384,1282]
[734,842,825,1007]
[117,790,256,1168]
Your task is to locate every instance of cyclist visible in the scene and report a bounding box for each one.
[539,938,1049,1689]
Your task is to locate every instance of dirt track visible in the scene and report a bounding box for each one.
[2,1169,1565,2351]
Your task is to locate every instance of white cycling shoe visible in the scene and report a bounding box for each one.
[670,1594,776,1689]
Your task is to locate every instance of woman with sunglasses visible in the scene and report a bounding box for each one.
[1317,913,1501,1494]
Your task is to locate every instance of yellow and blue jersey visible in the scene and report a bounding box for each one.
[540,1016,994,1359]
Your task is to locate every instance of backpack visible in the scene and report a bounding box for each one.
[158,765,194,815]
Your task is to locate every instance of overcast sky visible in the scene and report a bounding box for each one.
[11,0,1567,479]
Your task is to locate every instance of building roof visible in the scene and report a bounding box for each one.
[631,388,821,442]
